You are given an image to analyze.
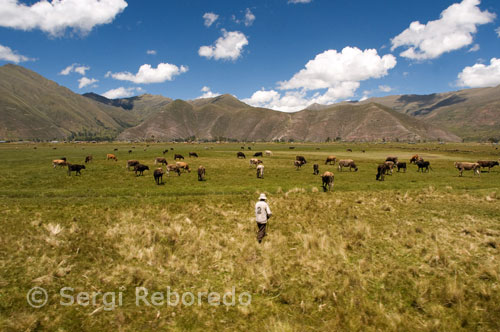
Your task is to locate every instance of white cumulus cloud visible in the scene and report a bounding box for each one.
[244,8,255,26]
[279,47,396,91]
[196,86,221,99]
[0,0,128,36]
[468,44,480,52]
[0,43,31,63]
[203,12,218,27]
[106,63,188,84]
[378,85,392,92]
[59,63,90,75]
[146,50,156,55]
[496,26,500,37]
[244,47,396,112]
[198,29,248,61]
[78,77,98,89]
[457,58,500,88]
[391,0,495,60]
[102,87,142,99]
[288,0,312,3]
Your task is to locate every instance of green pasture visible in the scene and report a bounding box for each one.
[0,142,499,331]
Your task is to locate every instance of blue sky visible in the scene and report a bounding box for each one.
[0,0,499,111]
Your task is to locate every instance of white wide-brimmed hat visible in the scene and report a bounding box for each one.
[259,193,267,200]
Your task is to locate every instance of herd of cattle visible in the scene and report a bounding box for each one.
[51,149,499,191]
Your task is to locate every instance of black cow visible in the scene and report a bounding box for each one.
[174,154,184,160]
[313,164,319,175]
[376,164,389,181]
[237,152,246,159]
[253,152,263,157]
[85,155,93,163]
[296,156,307,164]
[163,149,169,155]
[68,164,85,176]
[134,164,150,176]
[189,152,199,158]
[416,160,431,173]
[154,168,164,185]
[248,147,252,150]
[395,162,406,173]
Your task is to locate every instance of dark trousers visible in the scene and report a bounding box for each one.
[256,222,267,243]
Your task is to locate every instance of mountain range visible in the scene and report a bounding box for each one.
[1,64,498,142]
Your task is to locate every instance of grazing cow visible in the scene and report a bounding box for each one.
[321,171,334,192]
[256,164,264,179]
[189,152,199,158]
[166,164,181,176]
[386,156,398,163]
[237,152,246,159]
[114,148,118,151]
[395,161,407,173]
[294,160,305,170]
[361,150,366,153]
[253,152,263,157]
[154,168,164,185]
[416,160,431,173]
[455,162,480,177]
[176,162,191,172]
[128,150,132,154]
[346,148,352,152]
[313,164,319,175]
[409,155,420,164]
[248,147,252,150]
[296,156,307,164]
[325,155,337,165]
[67,164,85,176]
[174,154,184,160]
[170,148,174,150]
[289,146,295,149]
[107,154,117,161]
[127,160,140,170]
[155,157,168,165]
[85,155,93,163]
[198,165,206,181]
[338,159,358,172]
[163,149,169,155]
[134,164,149,176]
[265,150,273,156]
[52,159,67,168]
[376,164,389,181]
[250,158,263,167]
[384,161,395,175]
[477,160,499,172]
[241,146,245,150]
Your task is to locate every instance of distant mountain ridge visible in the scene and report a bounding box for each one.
[1,64,496,142]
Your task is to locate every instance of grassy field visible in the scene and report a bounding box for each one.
[0,142,499,332]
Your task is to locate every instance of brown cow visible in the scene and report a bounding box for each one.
[477,160,499,172]
[409,154,420,164]
[294,160,305,170]
[321,171,334,192]
[296,156,307,164]
[154,168,165,185]
[52,159,67,168]
[384,161,395,174]
[338,159,358,172]
[154,157,168,165]
[249,158,263,167]
[85,155,93,163]
[455,162,480,176]
[134,164,149,176]
[166,164,181,176]
[127,160,140,170]
[325,155,336,165]
[386,156,398,163]
[107,153,117,161]
[376,164,389,181]
[198,165,206,181]
[176,161,191,172]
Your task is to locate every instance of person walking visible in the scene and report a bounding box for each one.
[255,193,272,243]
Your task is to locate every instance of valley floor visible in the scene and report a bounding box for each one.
[0,142,499,331]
